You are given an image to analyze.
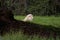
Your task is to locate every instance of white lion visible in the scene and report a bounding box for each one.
[23,14,33,22]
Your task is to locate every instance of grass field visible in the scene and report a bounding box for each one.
[14,16,60,27]
[1,16,60,40]
[2,31,60,40]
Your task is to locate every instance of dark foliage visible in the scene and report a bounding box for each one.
[0,7,60,39]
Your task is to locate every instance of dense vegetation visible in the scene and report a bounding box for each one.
[1,0,60,16]
[2,31,60,40]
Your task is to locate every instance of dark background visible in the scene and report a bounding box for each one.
[0,0,60,16]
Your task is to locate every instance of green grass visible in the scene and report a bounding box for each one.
[1,32,60,40]
[1,16,60,40]
[14,16,60,27]
[2,31,60,40]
